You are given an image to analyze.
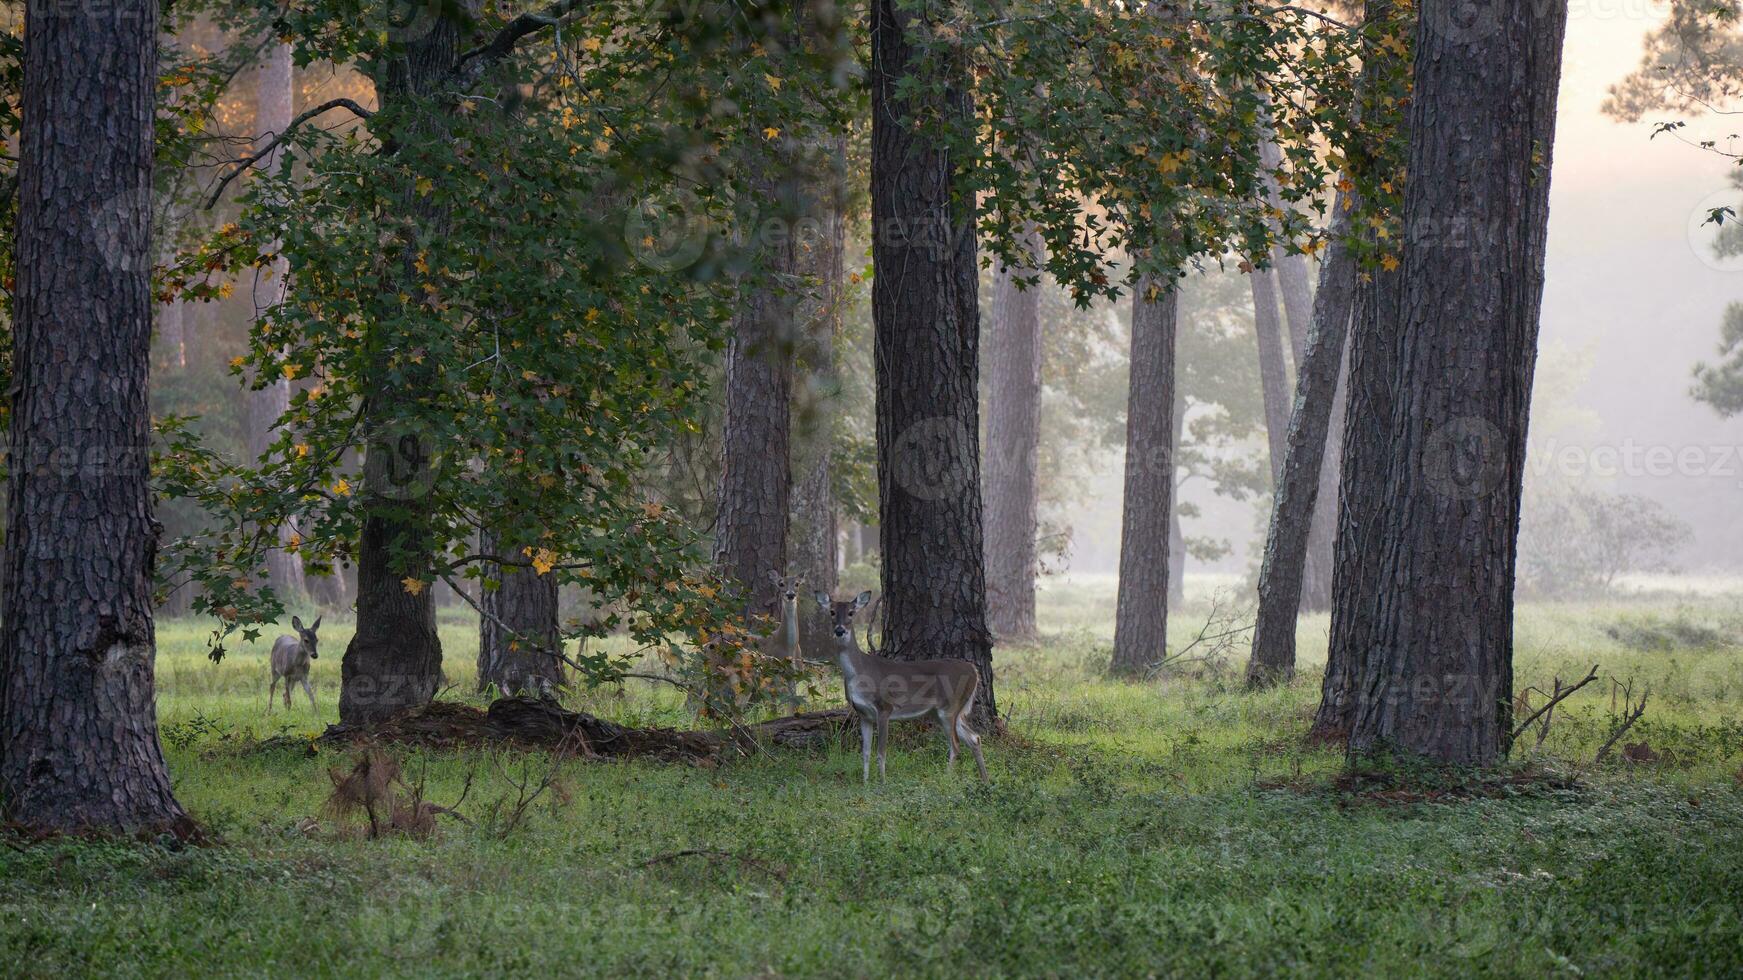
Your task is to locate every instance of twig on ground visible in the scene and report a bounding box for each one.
[1508,664,1601,750]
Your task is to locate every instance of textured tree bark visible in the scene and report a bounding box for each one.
[1112,280,1179,677]
[1248,194,1358,688]
[338,13,463,726]
[983,226,1044,642]
[246,41,306,602]
[1346,0,1568,765]
[0,0,192,835]
[789,139,846,657]
[715,160,796,622]
[1249,269,1291,488]
[1314,0,1406,743]
[870,0,997,726]
[477,530,564,697]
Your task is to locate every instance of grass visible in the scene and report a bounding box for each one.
[4,580,1743,976]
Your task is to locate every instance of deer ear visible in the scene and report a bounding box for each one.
[291,615,304,632]
[812,591,831,610]
[766,569,782,585]
[309,616,321,632]
[854,590,873,610]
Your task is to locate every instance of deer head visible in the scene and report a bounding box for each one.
[291,614,322,660]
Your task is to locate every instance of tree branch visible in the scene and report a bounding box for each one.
[450,0,590,88]
[1507,663,1600,747]
[202,98,375,209]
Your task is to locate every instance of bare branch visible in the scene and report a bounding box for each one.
[1507,664,1601,747]
[450,0,590,88]
[202,98,375,209]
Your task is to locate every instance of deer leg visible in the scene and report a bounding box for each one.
[958,718,987,783]
[301,677,317,710]
[876,708,891,781]
[284,676,294,709]
[267,674,276,713]
[940,708,959,771]
[859,715,874,785]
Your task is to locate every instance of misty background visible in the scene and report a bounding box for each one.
[1055,3,1743,581]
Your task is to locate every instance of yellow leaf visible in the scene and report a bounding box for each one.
[415,177,433,197]
[401,577,425,596]
[1380,254,1400,272]
[281,363,300,380]
[581,36,602,52]
[764,73,782,90]
[295,443,310,458]
[762,127,780,140]
[228,356,245,371]
[332,478,351,497]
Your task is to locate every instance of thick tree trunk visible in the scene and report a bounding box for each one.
[983,227,1044,641]
[1248,194,1358,688]
[0,0,192,834]
[1112,280,1179,677]
[714,162,796,622]
[337,13,463,727]
[870,0,997,726]
[477,531,564,697]
[789,148,844,656]
[1346,0,1567,765]
[1249,269,1291,487]
[1313,0,1406,743]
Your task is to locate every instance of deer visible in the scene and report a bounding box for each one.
[814,590,987,784]
[268,615,321,711]
[762,570,804,664]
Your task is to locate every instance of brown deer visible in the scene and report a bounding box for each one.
[268,615,320,711]
[814,590,987,783]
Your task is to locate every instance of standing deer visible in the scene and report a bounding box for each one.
[815,590,988,783]
[268,615,321,711]
[763,570,804,663]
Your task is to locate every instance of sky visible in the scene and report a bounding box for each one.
[1064,6,1743,577]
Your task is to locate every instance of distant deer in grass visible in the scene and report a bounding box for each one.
[814,590,988,783]
[268,615,320,711]
[763,570,804,664]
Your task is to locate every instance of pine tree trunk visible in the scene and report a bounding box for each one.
[337,12,463,727]
[0,0,192,834]
[870,0,997,727]
[983,227,1044,642]
[477,530,563,697]
[1250,269,1291,487]
[789,139,845,657]
[1346,0,1567,765]
[1313,0,1407,743]
[1112,280,1179,677]
[1298,347,1348,613]
[1248,194,1358,688]
[715,162,795,622]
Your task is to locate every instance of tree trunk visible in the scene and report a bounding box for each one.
[477,531,564,697]
[156,300,187,372]
[870,0,997,726]
[983,227,1044,642]
[1313,0,1407,743]
[337,13,463,727]
[714,164,795,622]
[1298,346,1348,613]
[1112,280,1179,677]
[789,139,845,657]
[1346,0,1567,765]
[1249,269,1291,487]
[0,0,192,835]
[245,41,305,602]
[1169,384,1186,607]
[1247,193,1358,688]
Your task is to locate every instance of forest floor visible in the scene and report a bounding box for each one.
[4,576,1743,976]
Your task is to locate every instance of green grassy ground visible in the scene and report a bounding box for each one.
[4,579,1742,977]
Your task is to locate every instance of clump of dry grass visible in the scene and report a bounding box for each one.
[323,747,466,839]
